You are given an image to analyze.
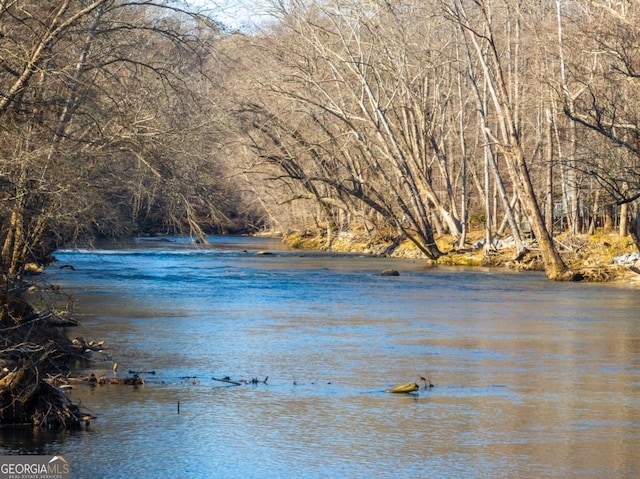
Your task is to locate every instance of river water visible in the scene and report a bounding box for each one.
[1,236,639,478]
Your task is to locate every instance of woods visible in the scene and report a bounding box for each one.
[0,0,245,285]
[0,0,235,428]
[1,0,640,426]
[222,0,640,280]
[3,0,638,285]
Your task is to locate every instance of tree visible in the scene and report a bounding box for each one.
[0,0,233,283]
[444,0,571,280]
[558,0,640,250]
[0,0,232,427]
[218,0,637,274]
[230,0,492,259]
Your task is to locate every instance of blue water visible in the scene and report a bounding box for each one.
[2,236,640,478]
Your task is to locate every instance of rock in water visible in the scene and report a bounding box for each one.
[381,270,400,276]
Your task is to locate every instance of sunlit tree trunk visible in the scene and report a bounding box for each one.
[620,202,629,237]
[447,0,569,279]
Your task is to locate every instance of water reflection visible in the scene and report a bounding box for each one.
[2,237,639,478]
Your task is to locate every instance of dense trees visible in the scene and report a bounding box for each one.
[2,0,638,428]
[2,0,640,285]
[220,0,640,279]
[558,0,640,248]
[0,0,244,428]
[0,0,240,284]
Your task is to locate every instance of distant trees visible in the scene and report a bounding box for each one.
[557,0,640,249]
[229,0,472,259]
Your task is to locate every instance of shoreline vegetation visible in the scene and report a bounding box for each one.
[0,289,96,429]
[282,229,640,287]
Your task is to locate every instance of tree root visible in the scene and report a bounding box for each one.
[1,290,94,429]
[1,366,92,429]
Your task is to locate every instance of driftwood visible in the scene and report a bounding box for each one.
[66,372,145,386]
[386,371,435,394]
[0,342,91,428]
[419,371,435,389]
[101,375,144,386]
[0,288,95,428]
[212,376,269,386]
[385,383,419,393]
[212,376,242,386]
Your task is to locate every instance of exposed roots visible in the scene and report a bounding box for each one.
[0,287,91,429]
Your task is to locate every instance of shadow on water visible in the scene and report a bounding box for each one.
[3,236,640,478]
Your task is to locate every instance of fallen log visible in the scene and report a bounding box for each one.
[385,382,419,393]
[212,376,242,386]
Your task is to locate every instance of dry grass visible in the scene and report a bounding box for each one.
[283,228,640,285]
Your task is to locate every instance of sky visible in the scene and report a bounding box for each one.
[187,0,274,31]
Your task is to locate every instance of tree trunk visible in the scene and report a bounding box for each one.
[545,107,555,235]
[620,202,629,237]
[588,189,599,235]
[514,149,569,280]
[603,204,613,233]
[629,204,640,252]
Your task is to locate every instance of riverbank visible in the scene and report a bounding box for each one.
[283,229,640,286]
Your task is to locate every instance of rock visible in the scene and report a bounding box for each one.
[612,252,640,265]
[24,262,44,275]
[380,269,400,276]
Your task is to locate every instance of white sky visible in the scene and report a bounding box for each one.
[187,0,274,31]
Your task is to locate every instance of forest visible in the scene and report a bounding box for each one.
[0,0,639,425]
[1,0,640,284]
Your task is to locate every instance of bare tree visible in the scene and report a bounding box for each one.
[0,0,233,427]
[218,0,639,268]
[444,0,570,279]
[230,0,496,259]
[0,0,232,282]
[558,0,640,250]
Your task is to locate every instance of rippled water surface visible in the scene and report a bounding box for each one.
[2,236,640,478]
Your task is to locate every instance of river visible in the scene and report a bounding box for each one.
[1,236,639,478]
